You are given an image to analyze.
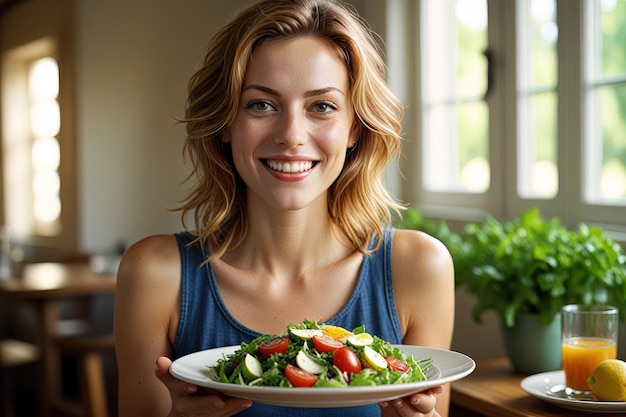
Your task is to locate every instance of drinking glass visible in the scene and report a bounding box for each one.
[561,304,618,395]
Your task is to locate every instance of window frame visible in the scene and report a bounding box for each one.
[385,0,626,242]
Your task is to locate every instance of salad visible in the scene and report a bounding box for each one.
[207,320,433,388]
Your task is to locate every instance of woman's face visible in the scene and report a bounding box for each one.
[225,37,356,212]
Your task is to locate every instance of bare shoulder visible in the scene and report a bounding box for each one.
[392,228,453,275]
[120,234,180,268]
[115,234,182,341]
[117,234,180,285]
[391,228,455,347]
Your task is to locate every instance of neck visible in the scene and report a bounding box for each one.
[223,205,354,277]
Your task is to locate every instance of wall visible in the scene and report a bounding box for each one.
[76,0,252,253]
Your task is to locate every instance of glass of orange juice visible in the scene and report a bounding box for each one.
[561,304,618,394]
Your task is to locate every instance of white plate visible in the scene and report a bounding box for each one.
[521,370,626,413]
[170,345,475,408]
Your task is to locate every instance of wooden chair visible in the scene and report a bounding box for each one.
[0,339,40,417]
[50,334,116,417]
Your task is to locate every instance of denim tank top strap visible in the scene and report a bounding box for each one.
[173,232,260,358]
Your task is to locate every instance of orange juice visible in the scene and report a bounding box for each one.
[562,337,617,391]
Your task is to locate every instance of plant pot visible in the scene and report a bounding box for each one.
[501,313,562,375]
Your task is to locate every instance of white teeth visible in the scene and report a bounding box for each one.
[266,160,314,173]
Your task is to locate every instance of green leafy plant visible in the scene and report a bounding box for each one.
[396,207,626,328]
[453,208,626,327]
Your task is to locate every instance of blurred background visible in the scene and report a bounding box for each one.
[1,0,625,416]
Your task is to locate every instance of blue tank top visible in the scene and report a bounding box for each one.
[172,228,402,416]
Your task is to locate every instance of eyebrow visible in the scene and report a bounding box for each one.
[242,85,345,97]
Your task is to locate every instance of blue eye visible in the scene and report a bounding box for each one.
[248,100,274,111]
[313,102,337,113]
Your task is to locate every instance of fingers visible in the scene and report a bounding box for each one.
[155,356,253,416]
[155,356,199,395]
[380,387,442,417]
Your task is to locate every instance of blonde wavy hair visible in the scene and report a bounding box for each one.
[179,0,404,261]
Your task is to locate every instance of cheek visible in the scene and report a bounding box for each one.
[315,123,353,154]
[229,121,263,151]
[230,137,255,169]
[227,122,269,180]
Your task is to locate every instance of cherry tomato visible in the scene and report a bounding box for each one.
[284,364,318,387]
[385,356,410,373]
[258,336,290,358]
[312,334,344,353]
[333,347,362,374]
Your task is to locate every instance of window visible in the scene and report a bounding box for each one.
[1,0,77,256]
[30,57,62,234]
[395,0,626,238]
[3,46,62,238]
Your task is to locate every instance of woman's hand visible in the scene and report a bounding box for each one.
[379,386,443,417]
[155,356,252,417]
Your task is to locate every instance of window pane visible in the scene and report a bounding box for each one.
[584,0,626,204]
[600,0,626,78]
[530,0,558,86]
[598,84,626,200]
[459,101,490,191]
[28,57,59,100]
[519,93,558,197]
[32,135,62,227]
[517,0,558,199]
[29,57,62,231]
[32,137,60,171]
[30,100,60,138]
[422,0,489,192]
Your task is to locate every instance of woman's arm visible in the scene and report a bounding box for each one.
[390,228,456,417]
[114,235,182,416]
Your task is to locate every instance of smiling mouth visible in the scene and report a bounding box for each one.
[264,160,315,173]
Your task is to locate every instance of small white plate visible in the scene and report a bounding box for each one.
[170,345,475,408]
[521,370,626,413]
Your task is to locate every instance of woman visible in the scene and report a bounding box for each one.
[114,0,454,416]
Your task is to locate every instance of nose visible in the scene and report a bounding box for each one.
[274,108,306,149]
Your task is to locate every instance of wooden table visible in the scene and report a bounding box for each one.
[450,358,604,417]
[0,262,116,417]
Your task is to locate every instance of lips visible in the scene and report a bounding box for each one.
[264,159,315,173]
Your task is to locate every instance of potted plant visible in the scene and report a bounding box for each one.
[397,207,626,374]
[455,208,626,373]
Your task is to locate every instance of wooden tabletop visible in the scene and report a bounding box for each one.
[0,262,116,299]
[450,358,609,417]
